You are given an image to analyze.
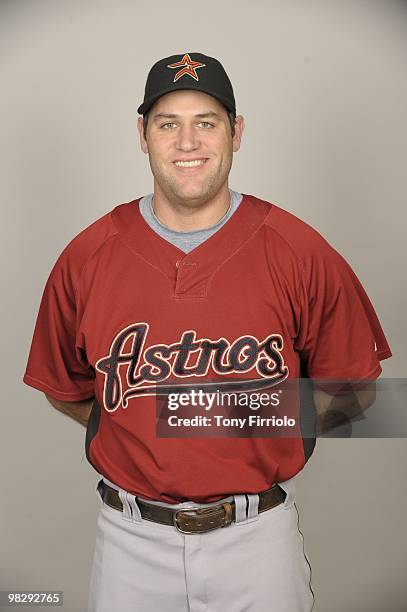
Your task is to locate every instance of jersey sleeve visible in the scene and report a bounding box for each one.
[294,241,392,394]
[23,246,95,401]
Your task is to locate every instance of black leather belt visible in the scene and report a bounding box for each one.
[98,479,287,534]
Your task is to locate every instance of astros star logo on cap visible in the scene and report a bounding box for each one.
[167,53,206,82]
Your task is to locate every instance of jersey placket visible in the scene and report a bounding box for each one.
[174,260,205,299]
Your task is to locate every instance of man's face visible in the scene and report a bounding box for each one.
[137,90,244,207]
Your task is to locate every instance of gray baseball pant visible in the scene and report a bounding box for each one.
[87,476,315,611]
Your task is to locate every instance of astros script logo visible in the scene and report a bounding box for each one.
[167,53,206,82]
[95,323,289,412]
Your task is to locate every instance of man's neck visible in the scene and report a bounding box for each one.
[151,186,232,232]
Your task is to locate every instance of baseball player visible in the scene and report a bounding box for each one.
[23,52,392,612]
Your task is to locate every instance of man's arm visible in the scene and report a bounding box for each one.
[313,382,376,436]
[44,393,94,428]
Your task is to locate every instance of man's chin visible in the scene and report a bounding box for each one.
[171,187,213,205]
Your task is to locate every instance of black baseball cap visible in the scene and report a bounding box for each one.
[137,52,236,116]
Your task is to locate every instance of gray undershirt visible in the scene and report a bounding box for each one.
[139,189,243,253]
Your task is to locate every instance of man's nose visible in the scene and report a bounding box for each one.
[175,124,200,150]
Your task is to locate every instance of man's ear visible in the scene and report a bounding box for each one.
[232,115,245,153]
[137,116,149,154]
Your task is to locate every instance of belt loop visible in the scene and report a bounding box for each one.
[95,479,104,501]
[278,477,296,508]
[246,493,260,522]
[233,494,247,523]
[127,495,142,523]
[118,489,133,522]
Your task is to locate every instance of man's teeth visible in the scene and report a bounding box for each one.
[174,159,206,167]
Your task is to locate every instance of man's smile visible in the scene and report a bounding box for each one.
[173,158,209,171]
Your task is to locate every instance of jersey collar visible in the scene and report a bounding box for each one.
[112,193,272,299]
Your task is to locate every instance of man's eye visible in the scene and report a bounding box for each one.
[160,122,214,129]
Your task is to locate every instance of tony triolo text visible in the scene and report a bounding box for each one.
[167,415,296,428]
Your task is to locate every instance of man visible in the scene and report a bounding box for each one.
[23,52,392,611]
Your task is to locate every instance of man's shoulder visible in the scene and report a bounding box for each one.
[49,198,140,282]
[251,195,336,263]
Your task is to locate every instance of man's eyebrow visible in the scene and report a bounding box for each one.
[152,111,220,122]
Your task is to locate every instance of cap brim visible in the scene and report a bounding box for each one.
[137,86,235,115]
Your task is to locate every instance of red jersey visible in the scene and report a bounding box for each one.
[23,194,392,503]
